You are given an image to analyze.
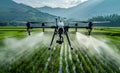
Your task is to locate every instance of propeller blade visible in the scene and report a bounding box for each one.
[10,21,27,24]
[29,22,55,24]
[72,21,89,23]
[29,22,42,24]
[92,21,110,24]
[72,21,110,24]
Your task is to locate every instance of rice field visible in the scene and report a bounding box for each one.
[0,26,120,73]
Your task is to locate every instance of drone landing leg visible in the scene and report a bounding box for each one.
[48,30,56,50]
[65,31,73,50]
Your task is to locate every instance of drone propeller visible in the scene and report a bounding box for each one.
[72,20,110,36]
[73,21,110,24]
[72,21,89,23]
[9,21,28,24]
[87,21,110,35]
[29,21,55,24]
[92,21,110,24]
[25,21,57,35]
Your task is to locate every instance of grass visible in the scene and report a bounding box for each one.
[0,26,120,73]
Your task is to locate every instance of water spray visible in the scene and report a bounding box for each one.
[76,32,120,68]
[0,32,49,65]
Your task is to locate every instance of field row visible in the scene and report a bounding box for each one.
[0,41,119,73]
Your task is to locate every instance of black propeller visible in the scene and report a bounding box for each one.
[72,21,110,35]
[29,22,55,24]
[72,21,110,24]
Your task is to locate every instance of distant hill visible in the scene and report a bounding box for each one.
[37,0,120,20]
[0,0,55,22]
[37,6,68,17]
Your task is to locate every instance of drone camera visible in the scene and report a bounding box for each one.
[56,40,63,44]
[56,36,64,44]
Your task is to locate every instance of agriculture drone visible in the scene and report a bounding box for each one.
[26,17,110,50]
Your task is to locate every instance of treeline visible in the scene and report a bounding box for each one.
[89,14,120,26]
[0,22,25,26]
[1,14,120,26]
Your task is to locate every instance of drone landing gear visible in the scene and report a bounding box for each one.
[65,31,73,50]
[56,39,63,44]
[48,30,73,50]
[48,29,56,50]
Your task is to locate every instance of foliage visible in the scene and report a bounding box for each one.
[89,14,120,26]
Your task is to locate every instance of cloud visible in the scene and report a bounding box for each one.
[13,0,88,8]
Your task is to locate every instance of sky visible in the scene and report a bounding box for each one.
[13,0,88,8]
